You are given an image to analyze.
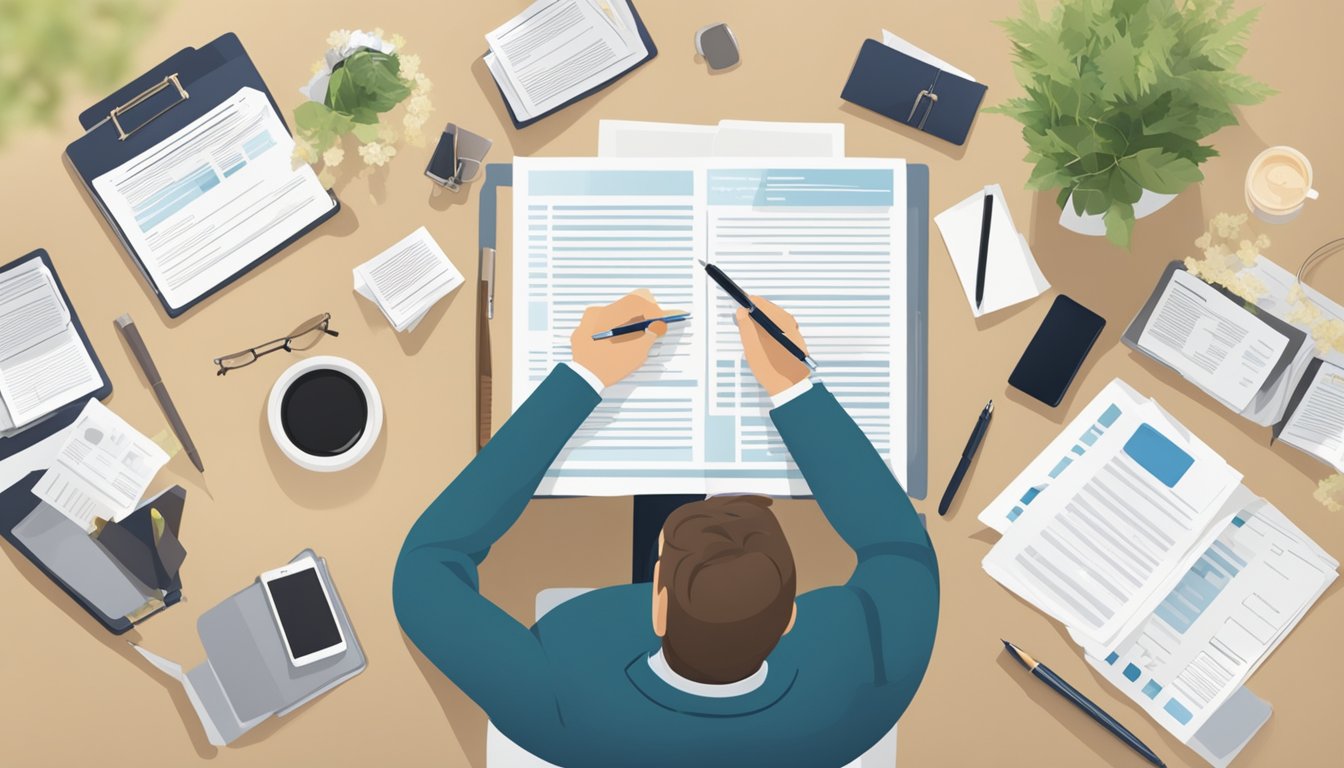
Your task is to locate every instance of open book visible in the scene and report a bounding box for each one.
[512,157,910,496]
[979,379,1338,766]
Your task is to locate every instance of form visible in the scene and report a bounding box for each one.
[1137,270,1290,410]
[512,157,908,496]
[33,399,169,531]
[92,87,335,312]
[1278,361,1344,471]
[354,227,464,332]
[485,0,646,123]
[0,261,101,430]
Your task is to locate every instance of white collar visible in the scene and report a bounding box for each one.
[647,649,767,698]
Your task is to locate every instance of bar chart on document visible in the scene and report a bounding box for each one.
[511,158,909,495]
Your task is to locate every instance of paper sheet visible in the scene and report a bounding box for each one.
[1137,270,1290,411]
[935,184,1048,317]
[0,261,101,429]
[598,120,844,158]
[882,29,976,81]
[485,0,646,122]
[1278,361,1344,471]
[513,157,907,496]
[353,227,464,333]
[32,399,168,531]
[91,87,334,312]
[598,120,718,157]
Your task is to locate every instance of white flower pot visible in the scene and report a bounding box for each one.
[1058,188,1178,237]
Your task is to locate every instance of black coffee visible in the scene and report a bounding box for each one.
[280,369,368,457]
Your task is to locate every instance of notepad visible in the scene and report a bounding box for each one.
[935,185,1049,317]
[354,227,464,333]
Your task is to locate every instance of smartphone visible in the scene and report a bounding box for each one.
[1008,295,1106,407]
[260,556,347,667]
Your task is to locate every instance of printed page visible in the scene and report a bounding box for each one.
[1137,270,1290,410]
[1278,361,1344,471]
[92,87,334,311]
[513,158,706,495]
[32,399,169,531]
[353,227,464,333]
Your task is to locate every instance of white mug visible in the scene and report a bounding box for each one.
[1245,146,1319,223]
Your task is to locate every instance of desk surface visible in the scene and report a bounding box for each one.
[2,1,1340,766]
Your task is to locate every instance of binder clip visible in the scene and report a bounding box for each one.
[110,74,190,141]
[426,123,493,193]
[906,74,941,131]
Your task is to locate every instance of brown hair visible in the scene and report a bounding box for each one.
[657,495,797,684]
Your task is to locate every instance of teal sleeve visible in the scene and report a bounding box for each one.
[393,365,600,728]
[771,384,939,690]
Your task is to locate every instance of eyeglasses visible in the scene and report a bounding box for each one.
[213,313,339,376]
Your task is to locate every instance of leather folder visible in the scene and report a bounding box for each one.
[841,38,987,146]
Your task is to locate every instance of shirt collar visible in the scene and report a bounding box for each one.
[646,649,767,698]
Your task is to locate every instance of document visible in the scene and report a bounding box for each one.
[485,0,647,123]
[513,157,908,496]
[1278,361,1344,472]
[0,260,101,430]
[935,184,1049,317]
[354,227,464,333]
[92,87,335,311]
[598,120,844,158]
[882,29,976,81]
[33,399,169,531]
[1137,270,1290,411]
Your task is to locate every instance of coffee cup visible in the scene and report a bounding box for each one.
[268,356,383,472]
[1245,146,1318,223]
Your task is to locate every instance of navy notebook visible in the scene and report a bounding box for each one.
[488,0,658,129]
[841,38,987,146]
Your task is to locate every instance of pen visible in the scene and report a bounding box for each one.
[591,313,691,340]
[114,314,204,473]
[1002,640,1166,768]
[698,260,817,370]
[976,191,993,309]
[938,399,992,515]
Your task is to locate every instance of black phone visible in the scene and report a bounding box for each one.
[1008,295,1106,407]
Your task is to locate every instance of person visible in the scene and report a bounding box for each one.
[393,290,939,768]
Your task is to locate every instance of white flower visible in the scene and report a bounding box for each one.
[399,54,421,80]
[358,141,397,167]
[390,33,406,50]
[407,94,432,117]
[403,112,426,133]
[292,136,318,164]
[323,146,345,167]
[327,29,353,49]
[413,73,432,93]
[317,168,336,189]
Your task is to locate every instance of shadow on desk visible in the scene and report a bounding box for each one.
[404,634,488,768]
[258,400,388,510]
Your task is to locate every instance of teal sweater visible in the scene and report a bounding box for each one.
[394,365,939,768]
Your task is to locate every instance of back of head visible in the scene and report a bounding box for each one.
[658,495,797,684]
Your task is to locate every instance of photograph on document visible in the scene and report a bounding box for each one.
[91,87,335,311]
[511,158,909,496]
[0,260,101,431]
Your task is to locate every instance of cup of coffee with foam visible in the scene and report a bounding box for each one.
[268,356,383,472]
[1245,146,1319,223]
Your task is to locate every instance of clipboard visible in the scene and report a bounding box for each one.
[476,163,930,498]
[841,38,987,146]
[0,248,112,459]
[65,33,340,318]
[486,1,658,129]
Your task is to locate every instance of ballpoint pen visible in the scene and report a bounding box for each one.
[1003,640,1166,768]
[975,191,993,309]
[115,314,205,473]
[938,399,993,515]
[591,313,691,340]
[698,259,817,370]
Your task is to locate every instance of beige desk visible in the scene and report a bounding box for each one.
[1,1,1340,766]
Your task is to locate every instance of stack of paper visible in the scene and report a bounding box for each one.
[354,227,465,333]
[598,119,844,158]
[484,0,648,124]
[33,399,169,532]
[935,185,1049,317]
[0,260,102,434]
[979,379,1338,766]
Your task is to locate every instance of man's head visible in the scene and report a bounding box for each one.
[652,495,797,685]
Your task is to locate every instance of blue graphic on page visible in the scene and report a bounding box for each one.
[1123,423,1194,487]
[1006,402,1124,524]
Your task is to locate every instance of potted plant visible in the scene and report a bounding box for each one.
[990,0,1273,247]
[293,29,434,187]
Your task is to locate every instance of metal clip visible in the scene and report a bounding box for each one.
[906,88,939,131]
[110,74,189,141]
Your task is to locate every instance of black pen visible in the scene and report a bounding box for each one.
[698,260,817,370]
[938,399,992,515]
[1003,640,1166,768]
[591,313,691,339]
[976,191,993,309]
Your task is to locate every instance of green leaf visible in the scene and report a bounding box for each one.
[351,123,380,143]
[1104,201,1135,248]
[1118,148,1203,193]
[1072,172,1111,216]
[1108,165,1143,204]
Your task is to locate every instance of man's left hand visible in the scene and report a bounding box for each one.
[572,290,671,387]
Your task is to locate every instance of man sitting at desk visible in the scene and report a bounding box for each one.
[394,291,939,767]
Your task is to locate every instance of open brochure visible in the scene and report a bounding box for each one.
[512,157,909,496]
[979,379,1338,765]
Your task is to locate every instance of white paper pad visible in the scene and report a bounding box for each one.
[935,184,1049,317]
[354,227,464,333]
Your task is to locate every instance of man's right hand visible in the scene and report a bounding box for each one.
[737,296,811,397]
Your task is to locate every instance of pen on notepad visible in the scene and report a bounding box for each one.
[591,314,691,340]
[975,191,993,309]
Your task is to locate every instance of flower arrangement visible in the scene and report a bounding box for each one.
[1317,475,1344,513]
[292,29,433,187]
